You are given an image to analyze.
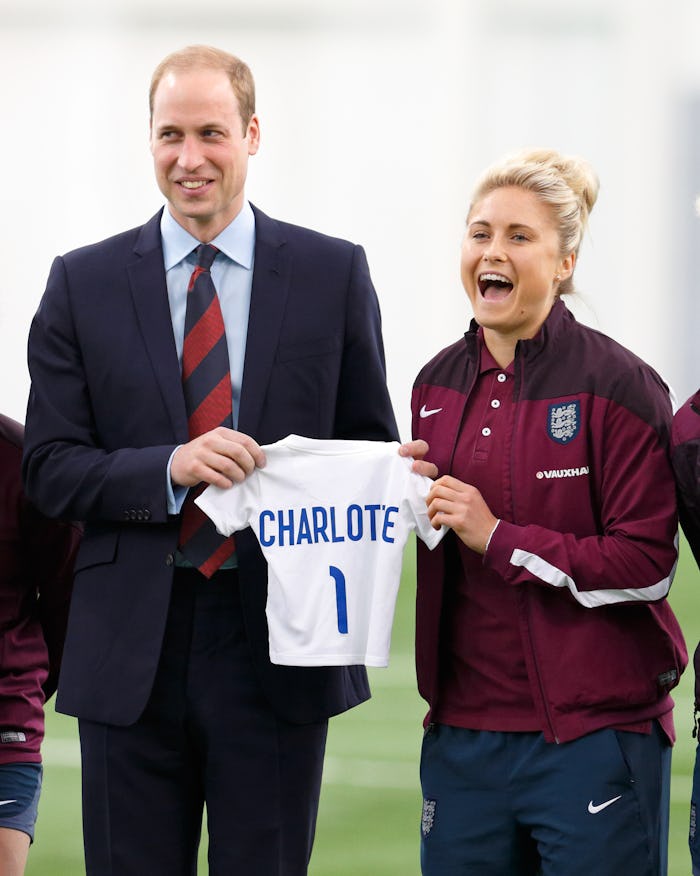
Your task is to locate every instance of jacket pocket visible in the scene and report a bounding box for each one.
[73,528,119,573]
[276,335,340,363]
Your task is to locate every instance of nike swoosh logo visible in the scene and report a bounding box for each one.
[0,800,16,807]
[420,405,443,419]
[587,795,622,814]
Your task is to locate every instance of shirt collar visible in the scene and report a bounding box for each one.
[160,201,255,270]
[477,327,515,376]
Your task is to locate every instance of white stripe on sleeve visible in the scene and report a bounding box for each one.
[508,546,676,608]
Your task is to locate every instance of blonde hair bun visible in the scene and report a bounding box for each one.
[469,148,600,295]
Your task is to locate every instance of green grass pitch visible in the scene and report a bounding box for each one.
[25,535,700,875]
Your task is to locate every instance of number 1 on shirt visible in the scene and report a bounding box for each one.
[329,566,348,634]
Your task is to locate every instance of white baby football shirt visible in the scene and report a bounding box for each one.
[195,435,445,667]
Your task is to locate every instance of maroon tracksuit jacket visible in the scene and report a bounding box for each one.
[412,300,687,744]
[671,389,700,712]
[0,414,80,763]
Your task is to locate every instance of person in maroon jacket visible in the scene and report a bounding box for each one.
[673,390,700,567]
[412,148,686,876]
[670,389,700,875]
[0,414,80,875]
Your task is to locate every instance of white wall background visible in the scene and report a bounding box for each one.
[2,0,699,437]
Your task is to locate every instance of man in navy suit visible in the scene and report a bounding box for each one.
[22,45,420,875]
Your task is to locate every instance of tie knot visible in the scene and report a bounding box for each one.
[195,244,219,271]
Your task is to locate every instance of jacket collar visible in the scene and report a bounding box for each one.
[463,297,575,363]
[128,209,187,440]
[237,204,291,436]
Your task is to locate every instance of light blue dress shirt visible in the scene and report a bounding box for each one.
[161,202,256,519]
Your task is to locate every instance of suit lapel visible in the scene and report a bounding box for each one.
[238,205,290,435]
[127,211,189,442]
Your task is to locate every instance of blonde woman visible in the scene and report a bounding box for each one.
[412,149,686,875]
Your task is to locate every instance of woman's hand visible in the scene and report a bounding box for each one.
[426,475,498,554]
[399,439,438,479]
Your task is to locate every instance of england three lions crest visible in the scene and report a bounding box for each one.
[548,401,580,444]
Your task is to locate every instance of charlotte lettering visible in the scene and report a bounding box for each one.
[258,504,399,547]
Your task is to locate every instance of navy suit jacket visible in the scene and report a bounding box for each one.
[22,205,398,726]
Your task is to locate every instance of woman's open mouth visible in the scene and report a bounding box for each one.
[478,272,514,301]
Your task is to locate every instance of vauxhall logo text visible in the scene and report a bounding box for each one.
[536,466,590,480]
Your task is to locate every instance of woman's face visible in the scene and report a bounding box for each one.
[461,186,574,344]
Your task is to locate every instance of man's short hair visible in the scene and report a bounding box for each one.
[149,45,256,131]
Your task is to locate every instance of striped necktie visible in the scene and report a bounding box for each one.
[178,244,236,577]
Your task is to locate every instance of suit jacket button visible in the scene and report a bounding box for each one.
[144,510,151,521]
[136,511,144,521]
[165,553,175,566]
[129,510,137,521]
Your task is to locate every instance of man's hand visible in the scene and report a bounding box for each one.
[399,439,438,479]
[426,475,498,553]
[171,427,266,489]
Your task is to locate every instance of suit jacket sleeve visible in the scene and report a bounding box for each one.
[333,244,398,442]
[22,254,176,524]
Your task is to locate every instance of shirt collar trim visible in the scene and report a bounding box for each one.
[160,201,255,271]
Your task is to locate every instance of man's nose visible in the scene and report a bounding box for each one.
[178,135,205,172]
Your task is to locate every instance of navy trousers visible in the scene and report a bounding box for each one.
[79,568,328,876]
[420,723,671,876]
[689,742,700,875]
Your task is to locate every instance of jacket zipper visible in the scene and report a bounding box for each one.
[512,345,559,743]
[426,334,480,718]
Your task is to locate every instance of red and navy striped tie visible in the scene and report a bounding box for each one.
[178,244,236,577]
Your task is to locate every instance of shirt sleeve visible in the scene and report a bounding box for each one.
[166,446,188,515]
[404,467,446,550]
[195,476,257,536]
